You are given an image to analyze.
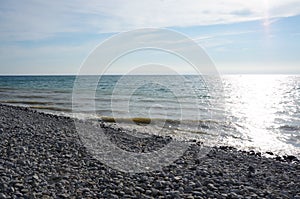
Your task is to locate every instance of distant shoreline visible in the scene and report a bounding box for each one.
[1,73,300,76]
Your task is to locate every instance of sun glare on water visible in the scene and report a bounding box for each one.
[225,75,297,154]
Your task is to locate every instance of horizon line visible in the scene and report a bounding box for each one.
[1,73,300,76]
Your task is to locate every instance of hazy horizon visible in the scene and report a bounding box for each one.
[1,73,300,76]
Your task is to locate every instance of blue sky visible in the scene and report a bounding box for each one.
[0,0,300,74]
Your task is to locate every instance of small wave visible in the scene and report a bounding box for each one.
[15,95,50,99]
[0,89,21,93]
[51,90,71,94]
[2,100,53,106]
[279,125,300,131]
[30,106,72,112]
[1,100,70,107]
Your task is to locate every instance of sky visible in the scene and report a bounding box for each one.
[0,0,300,75]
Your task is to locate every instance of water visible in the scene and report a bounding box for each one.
[0,75,299,157]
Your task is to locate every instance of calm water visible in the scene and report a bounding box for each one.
[0,75,299,157]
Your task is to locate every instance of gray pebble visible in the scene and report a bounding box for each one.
[0,104,299,199]
[0,193,7,199]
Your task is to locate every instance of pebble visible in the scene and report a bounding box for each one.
[207,183,217,190]
[248,165,255,173]
[192,191,202,196]
[294,194,300,199]
[0,104,299,198]
[151,188,159,196]
[0,193,7,199]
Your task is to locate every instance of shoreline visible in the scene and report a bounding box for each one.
[0,104,299,198]
[3,103,299,160]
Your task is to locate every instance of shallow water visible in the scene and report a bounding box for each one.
[0,75,299,157]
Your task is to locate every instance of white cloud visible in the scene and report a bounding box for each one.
[0,0,300,41]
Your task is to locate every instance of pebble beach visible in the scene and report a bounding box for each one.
[0,104,299,198]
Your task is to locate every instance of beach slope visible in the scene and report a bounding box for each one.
[0,104,299,198]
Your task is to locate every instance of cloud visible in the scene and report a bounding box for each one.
[0,0,300,42]
[230,9,253,16]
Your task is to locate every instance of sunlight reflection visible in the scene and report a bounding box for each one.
[224,75,298,154]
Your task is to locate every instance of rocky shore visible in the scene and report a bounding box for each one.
[0,104,299,198]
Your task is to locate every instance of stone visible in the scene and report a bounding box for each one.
[58,193,70,198]
[207,183,217,190]
[248,166,255,173]
[186,195,194,199]
[151,188,159,196]
[0,193,7,199]
[0,104,299,199]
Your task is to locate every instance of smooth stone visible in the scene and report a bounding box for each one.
[192,191,202,196]
[14,183,24,188]
[57,193,70,198]
[151,188,159,196]
[135,186,145,193]
[248,166,255,173]
[207,183,217,190]
[0,193,7,199]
